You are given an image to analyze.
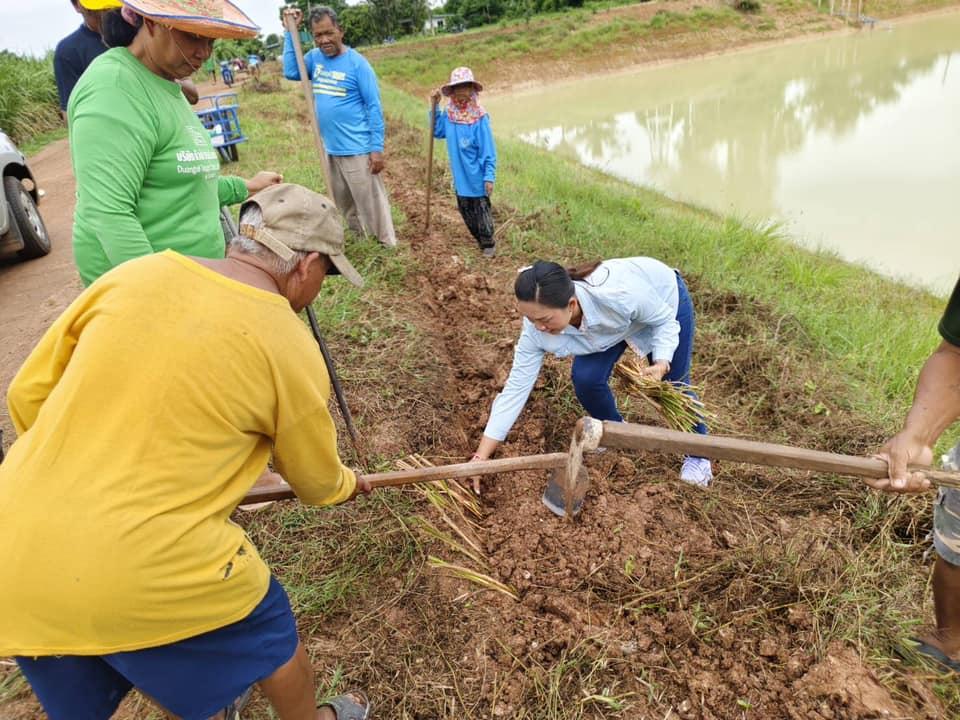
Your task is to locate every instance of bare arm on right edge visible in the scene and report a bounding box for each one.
[872,340,960,493]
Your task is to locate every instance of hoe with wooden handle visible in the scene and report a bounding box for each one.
[239,452,573,505]
[542,418,960,519]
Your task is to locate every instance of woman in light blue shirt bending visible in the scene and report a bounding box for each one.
[472,258,712,486]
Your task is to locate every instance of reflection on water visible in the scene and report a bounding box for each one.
[485,14,960,294]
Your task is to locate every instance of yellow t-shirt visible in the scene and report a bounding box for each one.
[0,251,356,656]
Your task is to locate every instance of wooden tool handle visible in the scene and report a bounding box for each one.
[239,452,568,505]
[599,423,960,489]
[425,104,436,231]
[283,13,336,200]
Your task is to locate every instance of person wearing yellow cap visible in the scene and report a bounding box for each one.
[1,184,373,719]
[68,0,283,287]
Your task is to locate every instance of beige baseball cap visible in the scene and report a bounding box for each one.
[239,184,363,287]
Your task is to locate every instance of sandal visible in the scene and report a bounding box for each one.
[318,689,372,719]
[910,638,960,673]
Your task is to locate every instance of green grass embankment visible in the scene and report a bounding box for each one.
[383,83,947,437]
[372,4,758,95]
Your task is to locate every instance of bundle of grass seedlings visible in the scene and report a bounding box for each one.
[614,355,714,432]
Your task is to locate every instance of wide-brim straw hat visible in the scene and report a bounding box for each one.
[441,66,483,96]
[81,0,260,39]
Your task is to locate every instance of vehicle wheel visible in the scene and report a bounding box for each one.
[3,176,50,259]
[218,146,232,163]
[228,144,239,162]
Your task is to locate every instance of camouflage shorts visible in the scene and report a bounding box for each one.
[934,488,960,566]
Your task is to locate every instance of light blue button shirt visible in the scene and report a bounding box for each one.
[483,257,681,441]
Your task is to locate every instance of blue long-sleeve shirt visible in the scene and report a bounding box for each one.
[54,24,106,111]
[484,258,682,441]
[433,109,496,197]
[283,33,384,156]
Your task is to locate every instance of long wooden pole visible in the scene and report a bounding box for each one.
[283,12,335,198]
[240,452,569,504]
[598,423,960,489]
[425,102,437,231]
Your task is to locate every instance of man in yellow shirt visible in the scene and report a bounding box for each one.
[1,184,372,720]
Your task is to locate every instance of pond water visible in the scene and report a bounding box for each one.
[484,13,960,295]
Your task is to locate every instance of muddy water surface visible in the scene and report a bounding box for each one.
[486,13,960,294]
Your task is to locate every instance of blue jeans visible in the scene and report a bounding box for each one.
[571,273,708,435]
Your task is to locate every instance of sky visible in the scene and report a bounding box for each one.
[0,0,288,58]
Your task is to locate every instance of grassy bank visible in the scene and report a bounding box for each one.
[372,3,748,93]
[382,84,946,436]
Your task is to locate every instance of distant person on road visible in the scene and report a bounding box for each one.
[471,258,713,487]
[0,183,373,720]
[54,0,106,115]
[431,66,497,258]
[68,0,282,286]
[282,6,397,247]
[868,275,960,673]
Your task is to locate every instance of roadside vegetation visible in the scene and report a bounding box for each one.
[0,51,60,146]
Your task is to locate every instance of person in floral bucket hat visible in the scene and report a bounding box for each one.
[431,66,498,257]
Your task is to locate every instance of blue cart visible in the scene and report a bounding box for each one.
[195,93,246,163]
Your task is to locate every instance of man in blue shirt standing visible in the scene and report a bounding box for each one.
[54,0,107,115]
[282,6,397,247]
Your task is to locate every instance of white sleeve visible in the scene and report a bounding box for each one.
[629,289,679,364]
[482,328,545,441]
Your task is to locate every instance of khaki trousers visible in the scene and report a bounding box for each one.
[327,154,397,247]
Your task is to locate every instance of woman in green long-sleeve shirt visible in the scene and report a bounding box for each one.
[68,1,281,286]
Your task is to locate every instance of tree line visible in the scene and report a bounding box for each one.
[281,0,592,48]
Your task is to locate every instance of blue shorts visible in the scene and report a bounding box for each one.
[16,576,298,720]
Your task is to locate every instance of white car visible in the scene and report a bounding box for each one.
[0,130,50,261]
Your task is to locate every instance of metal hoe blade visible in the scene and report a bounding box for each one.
[542,466,588,517]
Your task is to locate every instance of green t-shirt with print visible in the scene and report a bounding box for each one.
[940,277,960,347]
[68,48,248,286]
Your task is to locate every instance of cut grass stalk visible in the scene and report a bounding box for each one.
[427,556,519,601]
[412,517,488,567]
[397,454,482,519]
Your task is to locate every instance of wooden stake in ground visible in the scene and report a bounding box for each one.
[425,101,437,231]
[282,12,335,198]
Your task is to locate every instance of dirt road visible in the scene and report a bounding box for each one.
[0,138,82,448]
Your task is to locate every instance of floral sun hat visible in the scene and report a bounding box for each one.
[441,66,484,96]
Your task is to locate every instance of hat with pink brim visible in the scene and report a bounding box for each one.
[120,0,259,39]
[441,66,483,96]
